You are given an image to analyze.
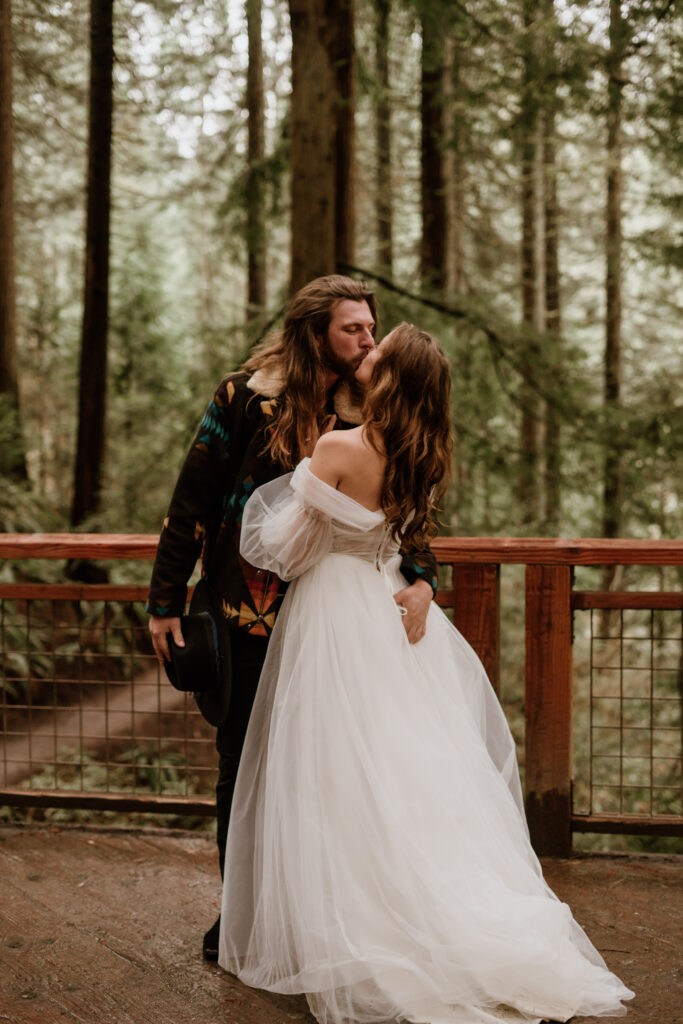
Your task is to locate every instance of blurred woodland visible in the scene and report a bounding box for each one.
[0,0,681,545]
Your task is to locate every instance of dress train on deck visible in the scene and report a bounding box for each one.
[218,460,634,1024]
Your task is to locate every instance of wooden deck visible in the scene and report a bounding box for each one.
[0,826,680,1024]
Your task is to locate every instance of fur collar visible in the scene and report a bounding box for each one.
[332,380,364,425]
[246,367,364,426]
[246,365,286,399]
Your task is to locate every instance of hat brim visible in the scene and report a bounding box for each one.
[164,612,221,693]
[163,581,232,728]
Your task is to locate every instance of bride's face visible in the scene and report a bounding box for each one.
[354,331,393,386]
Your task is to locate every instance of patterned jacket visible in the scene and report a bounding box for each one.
[146,368,438,637]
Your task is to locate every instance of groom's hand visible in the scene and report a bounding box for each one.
[149,615,185,664]
[394,579,432,644]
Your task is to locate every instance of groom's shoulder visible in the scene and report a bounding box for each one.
[210,371,254,409]
[217,370,250,392]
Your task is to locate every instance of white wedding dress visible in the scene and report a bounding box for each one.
[219,460,633,1024]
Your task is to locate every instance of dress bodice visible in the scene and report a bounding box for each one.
[329,518,399,569]
[240,459,401,581]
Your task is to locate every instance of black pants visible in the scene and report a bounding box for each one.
[215,630,269,877]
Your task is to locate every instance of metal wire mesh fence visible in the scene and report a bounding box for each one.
[572,599,683,831]
[0,586,216,816]
[2,534,683,850]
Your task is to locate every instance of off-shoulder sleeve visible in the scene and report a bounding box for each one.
[240,459,384,581]
[240,467,334,581]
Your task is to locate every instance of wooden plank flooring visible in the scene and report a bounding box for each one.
[0,825,680,1024]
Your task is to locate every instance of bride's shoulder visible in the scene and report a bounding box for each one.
[308,429,360,488]
[315,426,363,456]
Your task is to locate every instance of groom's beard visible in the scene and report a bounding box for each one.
[319,335,362,382]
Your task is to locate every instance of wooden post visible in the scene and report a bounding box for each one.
[451,564,500,695]
[525,564,573,856]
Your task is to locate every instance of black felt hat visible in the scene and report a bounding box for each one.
[164,581,232,727]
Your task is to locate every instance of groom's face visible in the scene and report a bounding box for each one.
[318,299,376,381]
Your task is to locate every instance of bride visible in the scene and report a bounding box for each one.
[218,323,633,1024]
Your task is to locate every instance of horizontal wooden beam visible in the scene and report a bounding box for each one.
[0,788,216,817]
[1,533,682,566]
[0,583,153,601]
[431,537,683,566]
[572,814,683,837]
[0,534,160,560]
[572,591,683,610]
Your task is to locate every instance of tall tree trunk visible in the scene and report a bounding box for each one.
[518,0,543,526]
[289,0,336,291]
[329,0,355,266]
[375,0,392,274]
[542,0,561,532]
[246,0,266,314]
[0,0,26,480]
[603,0,625,543]
[447,38,466,294]
[420,10,448,289]
[71,0,114,527]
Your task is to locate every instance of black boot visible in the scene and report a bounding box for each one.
[202,915,221,961]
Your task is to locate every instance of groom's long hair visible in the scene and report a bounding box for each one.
[362,323,453,550]
[243,275,377,469]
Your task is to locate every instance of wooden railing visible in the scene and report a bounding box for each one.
[432,537,683,856]
[1,534,682,855]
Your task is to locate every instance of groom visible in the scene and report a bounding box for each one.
[147,274,437,959]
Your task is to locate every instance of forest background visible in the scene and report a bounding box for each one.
[0,0,681,849]
[0,0,680,550]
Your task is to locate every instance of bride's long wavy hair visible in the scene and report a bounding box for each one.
[242,276,376,469]
[362,323,452,550]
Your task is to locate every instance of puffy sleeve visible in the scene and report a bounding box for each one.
[240,458,385,581]
[240,465,334,581]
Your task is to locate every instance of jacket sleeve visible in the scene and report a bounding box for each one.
[146,379,236,617]
[398,545,439,597]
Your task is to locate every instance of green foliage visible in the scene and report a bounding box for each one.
[0,591,149,702]
[9,0,680,543]
[102,221,201,531]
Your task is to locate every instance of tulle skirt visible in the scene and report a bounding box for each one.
[219,553,634,1024]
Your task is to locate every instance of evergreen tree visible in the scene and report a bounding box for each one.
[420,0,449,289]
[0,0,26,479]
[71,0,114,528]
[4,0,681,544]
[289,0,336,290]
[331,0,356,266]
[517,0,543,526]
[541,0,562,531]
[602,0,627,546]
[375,0,393,274]
[246,0,266,314]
